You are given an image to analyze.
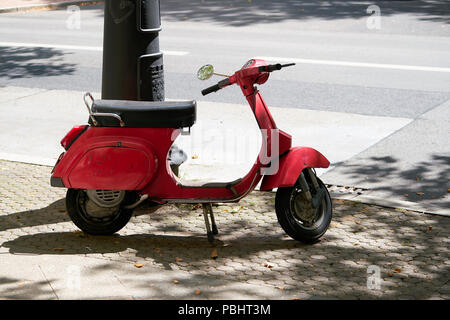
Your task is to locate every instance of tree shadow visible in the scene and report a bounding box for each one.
[2,198,449,299]
[159,0,450,26]
[326,153,450,206]
[0,46,76,80]
[0,276,56,299]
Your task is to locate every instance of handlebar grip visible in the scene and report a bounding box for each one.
[201,78,230,96]
[259,63,295,73]
[201,83,221,96]
[258,64,282,72]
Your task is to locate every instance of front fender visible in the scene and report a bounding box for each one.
[260,147,330,191]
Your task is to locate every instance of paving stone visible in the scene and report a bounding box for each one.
[1,159,449,299]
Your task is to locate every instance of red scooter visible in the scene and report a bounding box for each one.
[50,59,332,243]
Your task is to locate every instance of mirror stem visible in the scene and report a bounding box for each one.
[213,72,231,78]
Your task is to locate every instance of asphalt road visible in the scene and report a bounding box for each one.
[0,1,449,212]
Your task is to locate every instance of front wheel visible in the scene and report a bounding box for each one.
[275,173,332,243]
[66,189,135,235]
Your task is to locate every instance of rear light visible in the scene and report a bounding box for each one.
[60,125,88,150]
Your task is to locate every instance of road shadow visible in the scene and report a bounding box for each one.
[0,46,76,80]
[160,0,450,26]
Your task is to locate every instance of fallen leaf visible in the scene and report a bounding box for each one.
[210,248,218,260]
[264,262,273,269]
[73,230,86,238]
[231,206,241,213]
[403,194,409,197]
[154,248,161,253]
[175,257,184,262]
[53,248,64,252]
[415,176,421,181]
[134,263,144,268]
[428,226,432,231]
[447,189,450,193]
[192,154,198,159]
[393,268,402,273]
[416,192,424,196]
[173,280,179,284]
[195,289,201,295]
[388,272,393,277]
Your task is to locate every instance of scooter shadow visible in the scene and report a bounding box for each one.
[0,198,161,233]
[2,231,302,269]
[0,199,69,233]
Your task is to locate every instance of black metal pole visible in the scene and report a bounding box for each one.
[102,0,164,102]
[101,0,185,175]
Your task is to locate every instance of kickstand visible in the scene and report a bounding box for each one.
[202,203,218,243]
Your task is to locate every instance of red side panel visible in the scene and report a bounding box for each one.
[260,146,330,191]
[68,147,151,190]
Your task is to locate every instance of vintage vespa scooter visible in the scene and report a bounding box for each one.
[50,59,332,243]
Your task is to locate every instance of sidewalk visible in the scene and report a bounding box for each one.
[0,85,448,215]
[0,0,101,13]
[0,159,449,299]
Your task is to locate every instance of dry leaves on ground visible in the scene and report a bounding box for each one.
[210,248,218,260]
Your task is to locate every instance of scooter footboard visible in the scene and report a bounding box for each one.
[260,147,329,191]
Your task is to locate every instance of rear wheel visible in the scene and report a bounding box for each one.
[275,171,332,243]
[66,189,136,235]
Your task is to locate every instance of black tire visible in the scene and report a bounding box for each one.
[66,189,134,235]
[275,174,332,243]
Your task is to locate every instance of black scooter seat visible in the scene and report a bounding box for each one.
[89,99,196,128]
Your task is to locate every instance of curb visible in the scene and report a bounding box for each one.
[0,0,103,14]
[330,192,449,217]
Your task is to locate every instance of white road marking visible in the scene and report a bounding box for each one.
[0,41,189,56]
[256,56,450,73]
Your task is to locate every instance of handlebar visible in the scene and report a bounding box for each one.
[201,78,230,96]
[201,62,295,96]
[258,63,296,73]
[201,83,221,96]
